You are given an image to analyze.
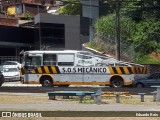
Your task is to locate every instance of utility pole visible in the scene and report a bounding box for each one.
[38,5,41,50]
[115,0,120,60]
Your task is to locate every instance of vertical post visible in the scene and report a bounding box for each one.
[89,0,92,42]
[79,96,84,103]
[157,88,160,101]
[38,5,41,50]
[141,94,144,102]
[116,94,120,103]
[23,4,25,14]
[151,91,157,102]
[96,88,102,104]
[153,93,156,102]
[115,0,120,60]
[39,22,41,50]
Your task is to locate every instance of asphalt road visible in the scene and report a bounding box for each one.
[0,103,160,111]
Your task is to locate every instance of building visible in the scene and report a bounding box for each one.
[0,0,104,63]
[34,13,82,50]
[0,13,90,63]
[1,0,57,19]
[81,0,108,40]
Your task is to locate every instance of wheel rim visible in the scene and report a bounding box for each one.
[43,80,52,87]
[112,80,123,87]
[136,83,143,88]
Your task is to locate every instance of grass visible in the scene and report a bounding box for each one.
[0,94,160,119]
[0,95,49,104]
[82,95,160,106]
[0,94,160,106]
[135,55,160,64]
[0,94,79,104]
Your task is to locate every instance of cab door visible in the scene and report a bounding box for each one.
[24,53,43,83]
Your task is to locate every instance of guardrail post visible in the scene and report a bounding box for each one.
[151,91,157,102]
[115,94,120,103]
[62,96,69,99]
[76,93,85,103]
[138,93,146,102]
[49,95,55,100]
[91,94,101,105]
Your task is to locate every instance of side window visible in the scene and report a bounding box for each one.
[156,74,160,79]
[148,74,157,79]
[77,54,92,59]
[43,54,57,66]
[58,54,74,66]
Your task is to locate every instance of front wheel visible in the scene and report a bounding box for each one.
[42,79,53,87]
[111,79,123,88]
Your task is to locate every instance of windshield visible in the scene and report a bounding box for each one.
[3,62,17,65]
[24,55,41,67]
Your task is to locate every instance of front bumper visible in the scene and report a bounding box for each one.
[4,76,20,82]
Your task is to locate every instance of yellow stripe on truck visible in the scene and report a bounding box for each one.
[108,66,114,74]
[123,67,129,74]
[37,67,43,74]
[115,67,122,74]
[51,66,57,73]
[44,66,50,74]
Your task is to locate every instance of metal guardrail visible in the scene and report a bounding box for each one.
[0,86,157,95]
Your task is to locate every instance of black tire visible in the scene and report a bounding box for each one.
[0,83,2,87]
[58,85,69,87]
[111,78,123,88]
[136,83,144,88]
[42,79,53,87]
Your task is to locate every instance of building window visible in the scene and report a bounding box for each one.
[41,0,45,5]
[50,0,54,5]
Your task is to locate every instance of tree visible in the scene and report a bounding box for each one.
[94,0,160,55]
[122,0,160,21]
[94,14,136,43]
[58,0,81,15]
[24,13,33,20]
[132,18,160,54]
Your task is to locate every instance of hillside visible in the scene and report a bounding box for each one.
[86,43,160,64]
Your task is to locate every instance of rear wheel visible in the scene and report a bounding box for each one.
[136,83,144,88]
[58,85,69,87]
[42,79,53,87]
[111,77,124,88]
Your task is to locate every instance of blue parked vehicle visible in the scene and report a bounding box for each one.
[133,73,160,88]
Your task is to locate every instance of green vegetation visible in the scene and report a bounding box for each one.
[58,0,81,15]
[135,55,160,64]
[57,0,160,63]
[24,13,33,20]
[89,0,160,63]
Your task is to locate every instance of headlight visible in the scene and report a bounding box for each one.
[14,74,19,76]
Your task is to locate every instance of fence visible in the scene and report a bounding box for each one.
[91,32,135,62]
